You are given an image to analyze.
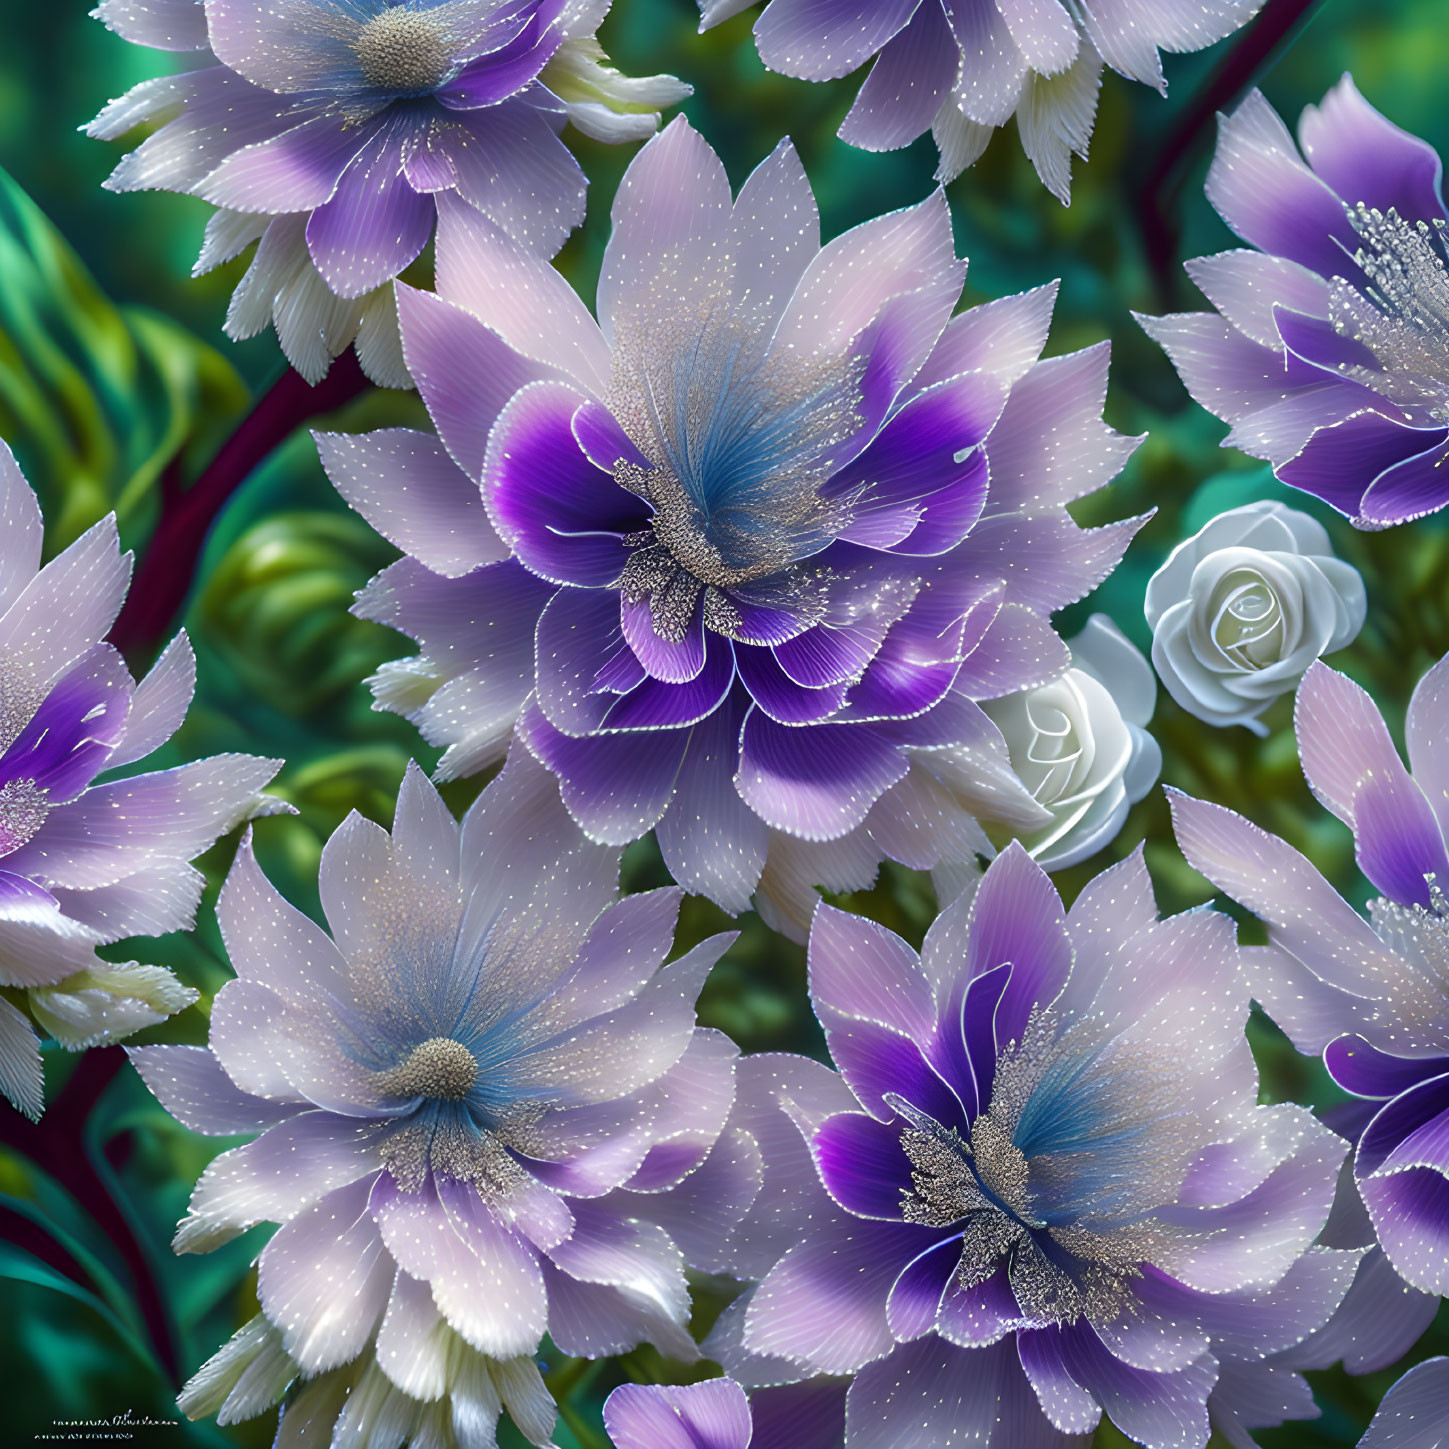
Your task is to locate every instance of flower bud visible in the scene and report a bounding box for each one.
[1145,501,1365,735]
[982,615,1159,870]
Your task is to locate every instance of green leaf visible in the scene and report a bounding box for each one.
[0,164,248,548]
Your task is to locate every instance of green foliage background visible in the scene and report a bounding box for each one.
[2,0,1447,1445]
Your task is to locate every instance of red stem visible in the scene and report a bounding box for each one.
[1135,0,1324,299]
[110,349,371,658]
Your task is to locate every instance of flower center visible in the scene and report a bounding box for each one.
[0,777,47,857]
[1210,573,1284,669]
[374,1035,478,1101]
[354,6,451,92]
[881,1006,1206,1327]
[1329,203,1449,422]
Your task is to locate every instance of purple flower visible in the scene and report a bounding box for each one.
[604,1377,848,1449]
[1171,651,1449,1300]
[696,0,1260,202]
[713,845,1353,1449]
[1139,77,1449,528]
[136,746,737,1445]
[0,442,282,1120]
[88,0,689,386]
[327,119,1144,932]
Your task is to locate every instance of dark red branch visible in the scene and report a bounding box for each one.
[110,349,371,658]
[0,1048,177,1382]
[1135,0,1324,298]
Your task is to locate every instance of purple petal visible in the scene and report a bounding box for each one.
[597,118,732,346]
[621,594,707,684]
[0,646,131,803]
[885,1235,957,1340]
[1299,75,1448,228]
[196,111,361,213]
[534,585,637,737]
[11,753,279,892]
[1017,1327,1103,1434]
[1278,411,1445,519]
[1358,1074,1449,1178]
[396,283,557,481]
[1326,1040,1449,1101]
[837,3,955,152]
[1358,1159,1449,1297]
[433,195,611,393]
[174,1111,384,1251]
[317,427,504,577]
[808,903,933,1037]
[305,129,434,297]
[735,645,849,724]
[735,709,908,838]
[436,99,586,257]
[1294,659,1410,827]
[1358,1357,1449,1449]
[950,601,1070,699]
[915,284,1057,394]
[956,510,1148,617]
[984,343,1141,511]
[1206,90,1359,280]
[602,634,736,732]
[573,399,650,472]
[485,381,645,587]
[1352,768,1449,910]
[745,1220,934,1374]
[845,1337,1049,1449]
[831,375,1000,555]
[754,0,923,81]
[772,193,961,400]
[750,1384,848,1449]
[726,140,821,330]
[936,1269,1023,1349]
[773,622,884,689]
[258,1176,392,1371]
[812,1110,911,1220]
[1275,305,1380,375]
[519,703,687,844]
[435,2,565,111]
[1407,652,1449,839]
[1049,1320,1214,1449]
[957,960,1012,1121]
[129,1044,296,1135]
[654,691,767,914]
[963,842,1072,1043]
[604,1380,753,1449]
[1167,789,1415,1039]
[1358,434,1449,525]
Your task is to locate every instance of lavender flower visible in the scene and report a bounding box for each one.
[328,119,1145,932]
[1140,77,1449,527]
[1170,651,1449,1299]
[696,0,1260,202]
[88,0,689,386]
[604,1378,848,1449]
[133,746,737,1445]
[715,845,1353,1449]
[0,442,282,1119]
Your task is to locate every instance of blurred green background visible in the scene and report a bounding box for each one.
[2,0,1448,1444]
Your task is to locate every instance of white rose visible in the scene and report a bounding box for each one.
[982,615,1161,871]
[1144,501,1366,736]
